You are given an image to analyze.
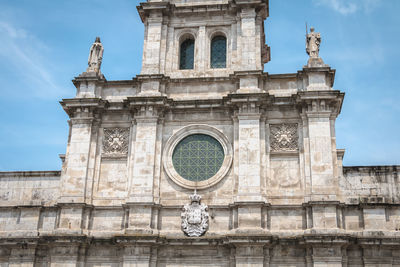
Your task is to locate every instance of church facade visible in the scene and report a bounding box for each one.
[1,0,400,266]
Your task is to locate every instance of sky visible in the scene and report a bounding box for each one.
[0,0,399,171]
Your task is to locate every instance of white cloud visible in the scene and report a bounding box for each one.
[362,0,382,14]
[313,0,382,15]
[0,21,68,99]
[313,0,357,15]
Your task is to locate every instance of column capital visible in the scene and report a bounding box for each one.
[60,98,107,120]
[126,96,170,120]
[296,90,344,119]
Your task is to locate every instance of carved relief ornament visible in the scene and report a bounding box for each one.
[270,123,298,152]
[181,192,209,237]
[102,128,129,155]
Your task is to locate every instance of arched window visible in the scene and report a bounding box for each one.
[211,35,226,68]
[180,39,195,70]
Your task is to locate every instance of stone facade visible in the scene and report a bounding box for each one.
[1,0,400,266]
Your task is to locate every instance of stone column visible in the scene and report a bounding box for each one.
[126,97,166,233]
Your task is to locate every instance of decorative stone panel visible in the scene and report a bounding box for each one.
[270,124,298,152]
[102,128,129,155]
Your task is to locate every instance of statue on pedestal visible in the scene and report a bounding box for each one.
[306,27,321,59]
[87,37,104,74]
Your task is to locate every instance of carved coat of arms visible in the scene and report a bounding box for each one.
[181,192,209,237]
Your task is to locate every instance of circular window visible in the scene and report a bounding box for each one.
[163,125,233,189]
[172,134,224,182]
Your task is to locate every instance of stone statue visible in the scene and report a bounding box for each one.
[87,37,104,74]
[306,27,321,59]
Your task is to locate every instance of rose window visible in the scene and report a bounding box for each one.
[172,134,224,182]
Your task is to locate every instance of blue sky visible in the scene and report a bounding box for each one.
[0,0,399,171]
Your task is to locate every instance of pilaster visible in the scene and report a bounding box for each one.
[49,244,86,267]
[138,2,169,75]
[8,246,36,267]
[58,98,106,204]
[0,247,10,267]
[232,97,263,202]
[297,91,344,200]
[233,70,264,93]
[56,203,91,234]
[236,0,268,72]
[239,7,257,71]
[72,72,106,98]
[233,244,267,267]
[298,61,335,92]
[226,93,269,230]
[362,246,393,266]
[125,96,168,233]
[311,245,344,267]
[304,201,341,230]
[137,74,167,96]
[120,245,156,267]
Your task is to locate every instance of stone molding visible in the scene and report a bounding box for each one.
[296,90,344,118]
[162,124,233,189]
[60,98,107,118]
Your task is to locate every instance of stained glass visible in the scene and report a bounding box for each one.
[172,134,224,182]
[211,36,226,68]
[180,39,195,69]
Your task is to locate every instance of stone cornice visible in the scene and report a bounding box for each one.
[137,0,268,22]
[296,90,345,118]
[1,231,400,247]
[0,171,61,178]
[60,98,108,118]
[137,2,170,23]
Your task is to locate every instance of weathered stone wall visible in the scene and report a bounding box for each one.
[1,0,399,265]
[341,166,400,203]
[1,168,400,234]
[0,171,60,206]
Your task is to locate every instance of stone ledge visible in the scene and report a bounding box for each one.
[0,171,61,178]
[1,230,400,246]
